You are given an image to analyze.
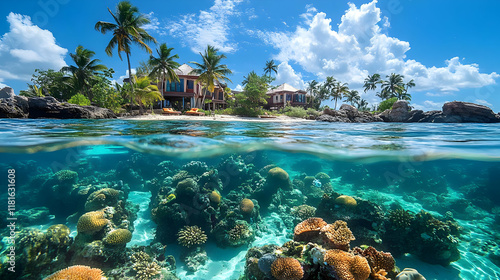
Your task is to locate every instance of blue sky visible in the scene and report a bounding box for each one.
[0,0,499,111]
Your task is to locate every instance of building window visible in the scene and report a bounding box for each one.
[187,80,194,89]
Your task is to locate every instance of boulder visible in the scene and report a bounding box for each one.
[441,101,500,123]
[0,87,15,99]
[379,100,410,122]
[0,98,28,118]
[28,97,115,119]
[319,105,382,123]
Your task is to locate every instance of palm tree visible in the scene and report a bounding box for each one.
[61,45,107,102]
[381,73,405,100]
[356,99,369,111]
[343,90,360,106]
[131,76,163,113]
[263,60,278,77]
[95,1,157,91]
[242,71,258,86]
[306,80,319,106]
[331,82,349,110]
[148,43,180,98]
[363,73,381,93]
[190,45,232,109]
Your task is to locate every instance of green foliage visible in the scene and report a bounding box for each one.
[234,71,269,116]
[378,97,398,112]
[282,106,321,119]
[68,93,91,106]
[132,75,163,113]
[27,69,70,100]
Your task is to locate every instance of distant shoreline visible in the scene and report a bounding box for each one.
[120,113,314,122]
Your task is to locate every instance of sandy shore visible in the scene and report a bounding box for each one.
[120,113,314,122]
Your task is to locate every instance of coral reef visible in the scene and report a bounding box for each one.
[43,265,105,280]
[291,204,316,221]
[227,221,255,247]
[323,249,371,280]
[293,217,327,242]
[320,220,355,250]
[209,190,221,204]
[335,195,357,208]
[177,226,207,248]
[54,169,79,185]
[77,209,111,234]
[103,229,132,245]
[240,198,255,214]
[270,257,304,280]
[85,188,122,211]
[131,251,161,280]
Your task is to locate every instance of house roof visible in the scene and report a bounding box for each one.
[267,83,306,95]
[175,64,196,76]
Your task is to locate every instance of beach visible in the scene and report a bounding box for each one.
[120,113,314,122]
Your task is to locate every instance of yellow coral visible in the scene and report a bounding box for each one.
[271,257,304,280]
[320,220,355,250]
[103,229,132,245]
[209,190,221,204]
[77,210,109,234]
[335,195,357,208]
[43,265,106,280]
[324,249,370,280]
[240,198,254,214]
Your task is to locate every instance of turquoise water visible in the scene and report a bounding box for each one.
[0,119,499,279]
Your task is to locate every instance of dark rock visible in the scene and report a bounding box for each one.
[0,87,15,99]
[379,100,410,122]
[441,101,500,123]
[27,96,115,119]
[406,110,425,122]
[0,96,29,118]
[319,104,382,123]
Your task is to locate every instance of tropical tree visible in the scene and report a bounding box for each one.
[331,82,350,110]
[242,71,258,86]
[263,60,278,77]
[343,90,360,106]
[95,1,157,90]
[61,45,108,102]
[356,99,369,111]
[131,76,163,113]
[190,45,232,109]
[20,85,45,97]
[148,43,180,97]
[306,80,320,108]
[363,73,381,93]
[235,72,269,116]
[381,73,405,100]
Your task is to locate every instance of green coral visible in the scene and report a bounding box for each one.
[267,167,290,189]
[314,172,330,185]
[177,226,207,248]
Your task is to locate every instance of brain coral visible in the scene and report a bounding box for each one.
[267,167,290,189]
[43,265,106,280]
[77,210,109,234]
[240,198,254,214]
[103,229,132,245]
[324,249,370,280]
[320,220,355,250]
[209,190,221,204]
[294,217,328,242]
[271,257,304,280]
[335,195,357,208]
[177,225,207,248]
[85,188,121,211]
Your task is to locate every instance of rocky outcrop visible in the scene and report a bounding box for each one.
[318,100,500,123]
[0,89,115,119]
[318,104,383,123]
[0,87,15,99]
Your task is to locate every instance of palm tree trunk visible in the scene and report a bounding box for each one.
[126,52,138,113]
[334,98,338,110]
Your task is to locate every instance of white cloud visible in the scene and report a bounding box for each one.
[255,1,498,94]
[475,99,492,107]
[143,12,160,32]
[0,82,8,88]
[275,61,306,90]
[412,100,445,111]
[234,84,243,91]
[167,0,243,53]
[426,91,455,97]
[0,13,67,82]
[112,69,137,85]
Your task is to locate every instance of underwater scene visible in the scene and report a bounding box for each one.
[1,119,500,280]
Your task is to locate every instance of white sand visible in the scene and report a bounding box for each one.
[120,113,314,123]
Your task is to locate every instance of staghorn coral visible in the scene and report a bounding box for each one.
[320,220,355,250]
[132,251,161,280]
[240,198,255,214]
[388,209,414,229]
[324,249,370,280]
[103,229,132,245]
[335,195,357,208]
[271,257,304,280]
[209,190,221,204]
[177,226,207,248]
[44,265,106,280]
[291,204,316,220]
[293,217,327,242]
[85,188,122,211]
[77,209,110,234]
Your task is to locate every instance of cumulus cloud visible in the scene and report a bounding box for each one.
[0,13,67,82]
[167,0,243,53]
[234,84,243,91]
[255,1,498,95]
[275,61,306,90]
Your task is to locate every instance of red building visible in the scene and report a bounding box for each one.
[264,83,307,110]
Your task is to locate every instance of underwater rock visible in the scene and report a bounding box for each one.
[85,188,123,211]
[175,178,200,204]
[395,268,426,280]
[16,206,51,226]
[258,253,277,275]
[181,246,208,272]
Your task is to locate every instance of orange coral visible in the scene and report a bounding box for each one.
[335,195,357,208]
[324,249,370,280]
[294,217,328,242]
[209,190,221,204]
[240,198,254,214]
[77,210,109,234]
[353,246,395,277]
[271,257,304,280]
[44,265,106,280]
[320,220,355,250]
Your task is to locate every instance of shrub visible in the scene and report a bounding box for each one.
[68,93,91,106]
[377,97,398,112]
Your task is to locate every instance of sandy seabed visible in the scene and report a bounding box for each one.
[120,113,314,122]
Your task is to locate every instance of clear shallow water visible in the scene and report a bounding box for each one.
[0,119,499,280]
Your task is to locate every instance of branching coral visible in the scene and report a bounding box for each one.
[271,257,304,280]
[77,210,110,234]
[177,226,207,248]
[131,252,161,280]
[293,217,327,242]
[320,220,355,250]
[44,265,106,280]
[388,209,414,229]
[324,249,370,280]
[85,188,121,211]
[103,229,132,245]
